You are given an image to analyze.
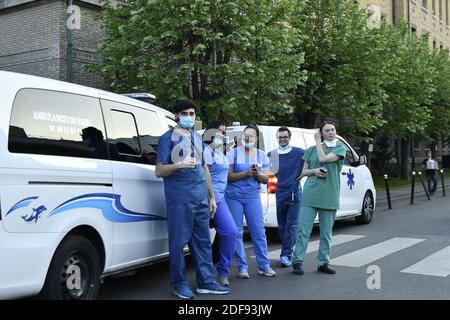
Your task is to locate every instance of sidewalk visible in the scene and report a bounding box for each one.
[376,176,450,203]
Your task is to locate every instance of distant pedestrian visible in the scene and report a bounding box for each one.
[268,127,305,268]
[422,150,438,196]
[292,121,346,276]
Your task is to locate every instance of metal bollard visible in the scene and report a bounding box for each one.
[418,171,430,200]
[440,169,446,197]
[410,171,416,205]
[384,174,392,210]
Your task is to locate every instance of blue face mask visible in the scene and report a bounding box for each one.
[179,116,195,129]
[243,142,255,149]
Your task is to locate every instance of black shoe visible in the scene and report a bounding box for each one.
[318,264,336,274]
[292,263,304,275]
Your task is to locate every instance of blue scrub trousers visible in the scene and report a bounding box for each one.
[225,196,270,272]
[166,199,216,288]
[214,200,237,277]
[276,198,301,259]
[292,206,336,267]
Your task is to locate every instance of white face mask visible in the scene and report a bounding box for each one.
[324,139,338,148]
[278,145,292,154]
[212,137,223,146]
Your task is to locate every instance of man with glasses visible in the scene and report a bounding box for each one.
[268,127,305,267]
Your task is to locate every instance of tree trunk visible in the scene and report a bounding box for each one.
[400,138,409,180]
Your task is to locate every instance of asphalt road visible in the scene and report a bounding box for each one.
[98,192,450,300]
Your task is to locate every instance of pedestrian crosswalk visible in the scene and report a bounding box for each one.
[261,234,450,278]
[330,237,425,267]
[265,234,366,260]
[400,246,450,277]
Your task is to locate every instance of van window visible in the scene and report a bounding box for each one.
[340,140,356,166]
[108,110,142,162]
[134,108,164,165]
[8,88,106,159]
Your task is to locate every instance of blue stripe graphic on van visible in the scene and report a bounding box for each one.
[6,196,39,216]
[48,193,166,223]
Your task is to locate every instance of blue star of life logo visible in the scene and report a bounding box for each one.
[347,169,355,190]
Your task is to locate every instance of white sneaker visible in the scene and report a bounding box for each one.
[217,275,229,286]
[238,270,250,279]
[258,267,276,277]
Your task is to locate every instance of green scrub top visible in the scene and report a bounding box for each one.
[301,142,346,210]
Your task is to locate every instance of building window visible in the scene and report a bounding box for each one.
[439,0,443,19]
[423,0,428,9]
[433,39,437,48]
[411,26,417,34]
[433,0,436,14]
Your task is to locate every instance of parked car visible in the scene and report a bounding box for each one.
[225,125,376,227]
[0,71,215,300]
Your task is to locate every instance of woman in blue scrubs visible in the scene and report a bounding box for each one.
[203,121,237,286]
[225,124,276,278]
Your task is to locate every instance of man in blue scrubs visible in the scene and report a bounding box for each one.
[268,127,305,267]
[156,100,229,299]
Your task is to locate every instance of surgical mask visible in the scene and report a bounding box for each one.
[324,139,338,148]
[179,116,195,129]
[278,145,292,154]
[212,137,223,146]
[242,140,255,149]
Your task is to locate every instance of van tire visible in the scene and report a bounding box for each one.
[39,235,101,300]
[355,192,374,224]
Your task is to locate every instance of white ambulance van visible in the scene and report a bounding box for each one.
[0,71,185,300]
[225,126,376,227]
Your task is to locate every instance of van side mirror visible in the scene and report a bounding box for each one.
[359,154,367,166]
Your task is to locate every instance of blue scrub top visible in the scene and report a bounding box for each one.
[156,128,208,204]
[268,147,305,202]
[225,146,270,202]
[204,145,229,203]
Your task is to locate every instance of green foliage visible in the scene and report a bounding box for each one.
[96,0,450,151]
[97,0,306,125]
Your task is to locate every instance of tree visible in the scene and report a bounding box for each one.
[97,0,306,125]
[289,0,387,140]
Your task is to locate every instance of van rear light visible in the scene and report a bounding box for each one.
[267,175,278,194]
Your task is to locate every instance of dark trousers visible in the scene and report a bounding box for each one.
[276,199,301,259]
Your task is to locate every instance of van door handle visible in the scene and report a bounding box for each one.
[341,172,347,175]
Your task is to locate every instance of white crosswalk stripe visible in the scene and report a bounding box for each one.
[330,237,426,267]
[263,234,366,260]
[400,246,450,277]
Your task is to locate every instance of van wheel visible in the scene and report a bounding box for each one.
[355,192,374,224]
[39,235,101,300]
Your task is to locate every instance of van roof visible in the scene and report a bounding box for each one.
[0,71,174,118]
[226,125,318,133]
